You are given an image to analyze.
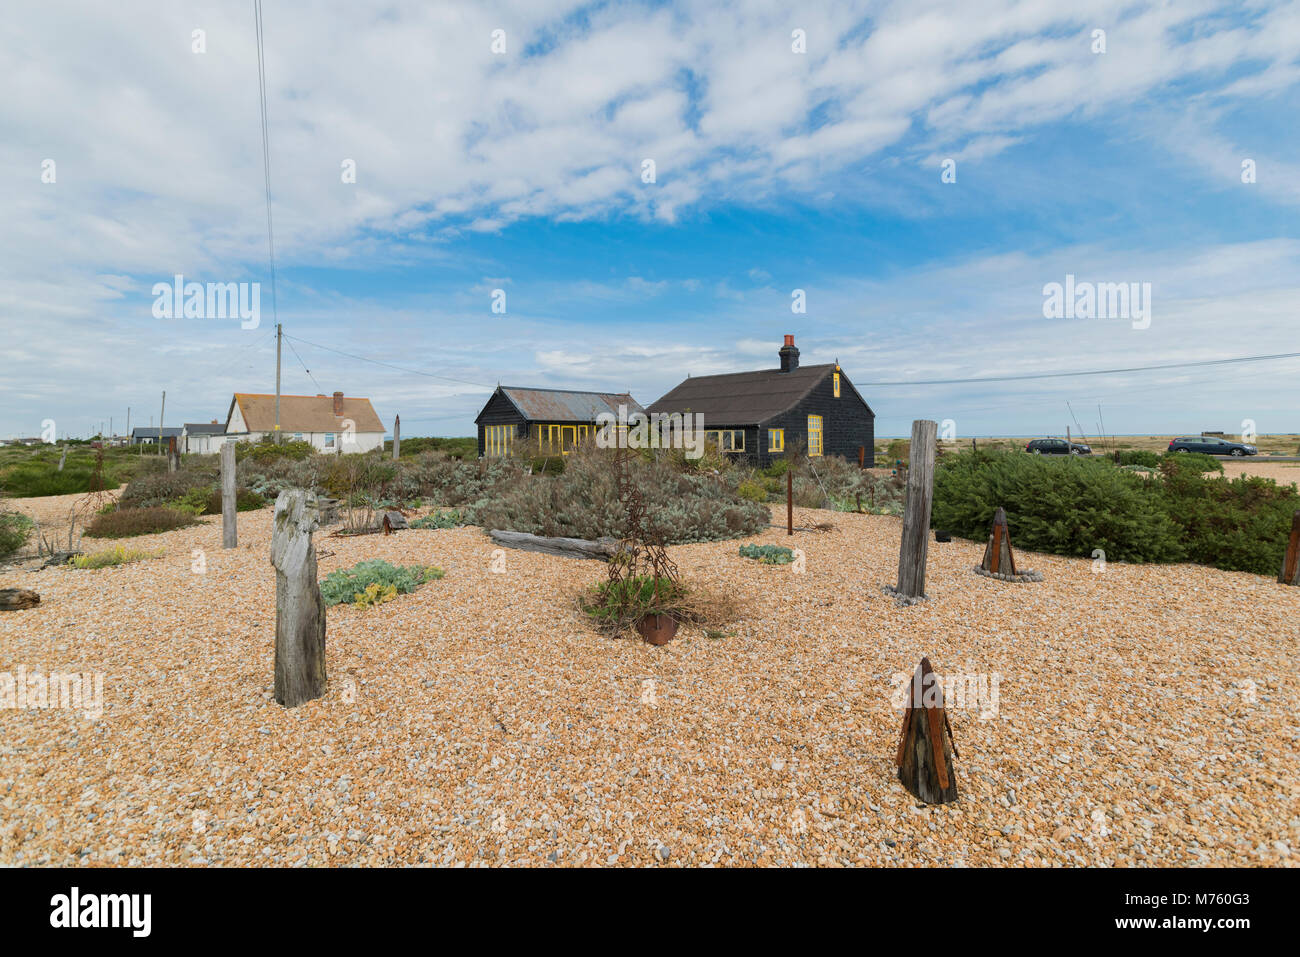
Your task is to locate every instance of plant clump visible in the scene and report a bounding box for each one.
[319,559,444,608]
[738,543,796,564]
[71,545,165,569]
[84,507,200,539]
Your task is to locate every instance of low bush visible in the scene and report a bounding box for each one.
[1162,451,1223,474]
[0,510,34,559]
[119,468,214,508]
[319,559,444,607]
[85,507,200,539]
[735,478,768,503]
[237,438,316,463]
[1115,450,1161,468]
[933,450,1299,573]
[71,545,165,569]
[738,544,795,564]
[467,447,769,544]
[410,509,463,529]
[387,436,477,459]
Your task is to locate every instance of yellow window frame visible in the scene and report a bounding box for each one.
[833,372,841,398]
[485,424,513,457]
[768,428,784,453]
[808,415,823,457]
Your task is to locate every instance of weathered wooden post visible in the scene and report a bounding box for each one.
[858,446,865,469]
[895,657,959,804]
[1281,511,1300,586]
[271,490,327,708]
[167,436,179,472]
[787,470,793,536]
[893,419,937,601]
[392,414,401,461]
[220,442,237,549]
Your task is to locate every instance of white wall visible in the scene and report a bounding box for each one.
[241,430,384,453]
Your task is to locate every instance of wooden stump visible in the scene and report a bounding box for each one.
[220,442,237,549]
[1281,511,1300,586]
[895,657,959,804]
[271,490,327,708]
[381,511,408,534]
[0,588,40,611]
[786,470,793,536]
[981,507,1017,576]
[894,419,937,600]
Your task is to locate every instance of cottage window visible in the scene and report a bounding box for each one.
[833,373,841,398]
[768,429,785,453]
[807,415,823,457]
[324,432,336,449]
[293,433,303,440]
[705,430,745,452]
[485,424,513,457]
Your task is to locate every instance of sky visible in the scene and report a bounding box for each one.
[2,0,1298,441]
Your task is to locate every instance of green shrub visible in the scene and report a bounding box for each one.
[319,559,444,607]
[72,545,165,569]
[738,544,795,564]
[388,436,477,459]
[1115,450,1161,468]
[933,450,1298,573]
[237,438,316,463]
[0,510,34,559]
[885,438,909,464]
[736,478,768,503]
[85,507,200,539]
[120,468,214,508]
[410,509,463,529]
[1162,451,1223,474]
[580,575,684,629]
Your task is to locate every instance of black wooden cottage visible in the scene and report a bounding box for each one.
[474,386,645,458]
[647,335,875,468]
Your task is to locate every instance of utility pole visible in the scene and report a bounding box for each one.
[158,391,166,456]
[274,322,282,444]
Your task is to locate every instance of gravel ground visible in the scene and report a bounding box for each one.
[1,495,1297,867]
[1220,460,1300,486]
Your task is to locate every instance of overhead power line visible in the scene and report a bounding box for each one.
[283,333,495,390]
[253,0,278,331]
[856,351,1300,387]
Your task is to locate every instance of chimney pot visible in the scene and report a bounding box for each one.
[778,335,800,373]
[332,391,344,415]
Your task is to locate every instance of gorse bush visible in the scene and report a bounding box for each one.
[932,450,1299,574]
[319,559,444,607]
[85,507,200,539]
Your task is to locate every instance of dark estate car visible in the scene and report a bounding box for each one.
[1026,438,1092,455]
[1169,435,1257,456]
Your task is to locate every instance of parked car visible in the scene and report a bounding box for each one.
[1025,438,1092,455]
[1169,436,1257,456]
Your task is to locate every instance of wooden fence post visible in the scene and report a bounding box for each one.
[787,470,793,536]
[392,414,401,461]
[271,490,327,708]
[1281,511,1300,586]
[220,442,237,548]
[894,419,937,600]
[167,436,179,473]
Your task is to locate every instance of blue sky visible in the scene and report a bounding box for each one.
[2,0,1298,441]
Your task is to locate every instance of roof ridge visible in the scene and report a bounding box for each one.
[500,385,634,396]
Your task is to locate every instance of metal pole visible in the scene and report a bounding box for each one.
[274,322,282,444]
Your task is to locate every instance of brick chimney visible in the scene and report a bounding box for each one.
[332,391,344,415]
[778,334,800,373]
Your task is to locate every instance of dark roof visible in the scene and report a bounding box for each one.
[647,364,838,425]
[131,426,183,438]
[492,386,644,423]
[183,423,226,435]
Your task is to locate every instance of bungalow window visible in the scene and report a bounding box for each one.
[485,424,513,457]
[705,430,745,452]
[768,429,785,453]
[293,433,303,441]
[833,373,841,398]
[807,415,823,457]
[324,432,336,449]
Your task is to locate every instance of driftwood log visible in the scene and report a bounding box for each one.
[895,657,959,804]
[1280,511,1300,586]
[220,442,237,549]
[488,529,622,560]
[0,588,40,611]
[271,490,327,708]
